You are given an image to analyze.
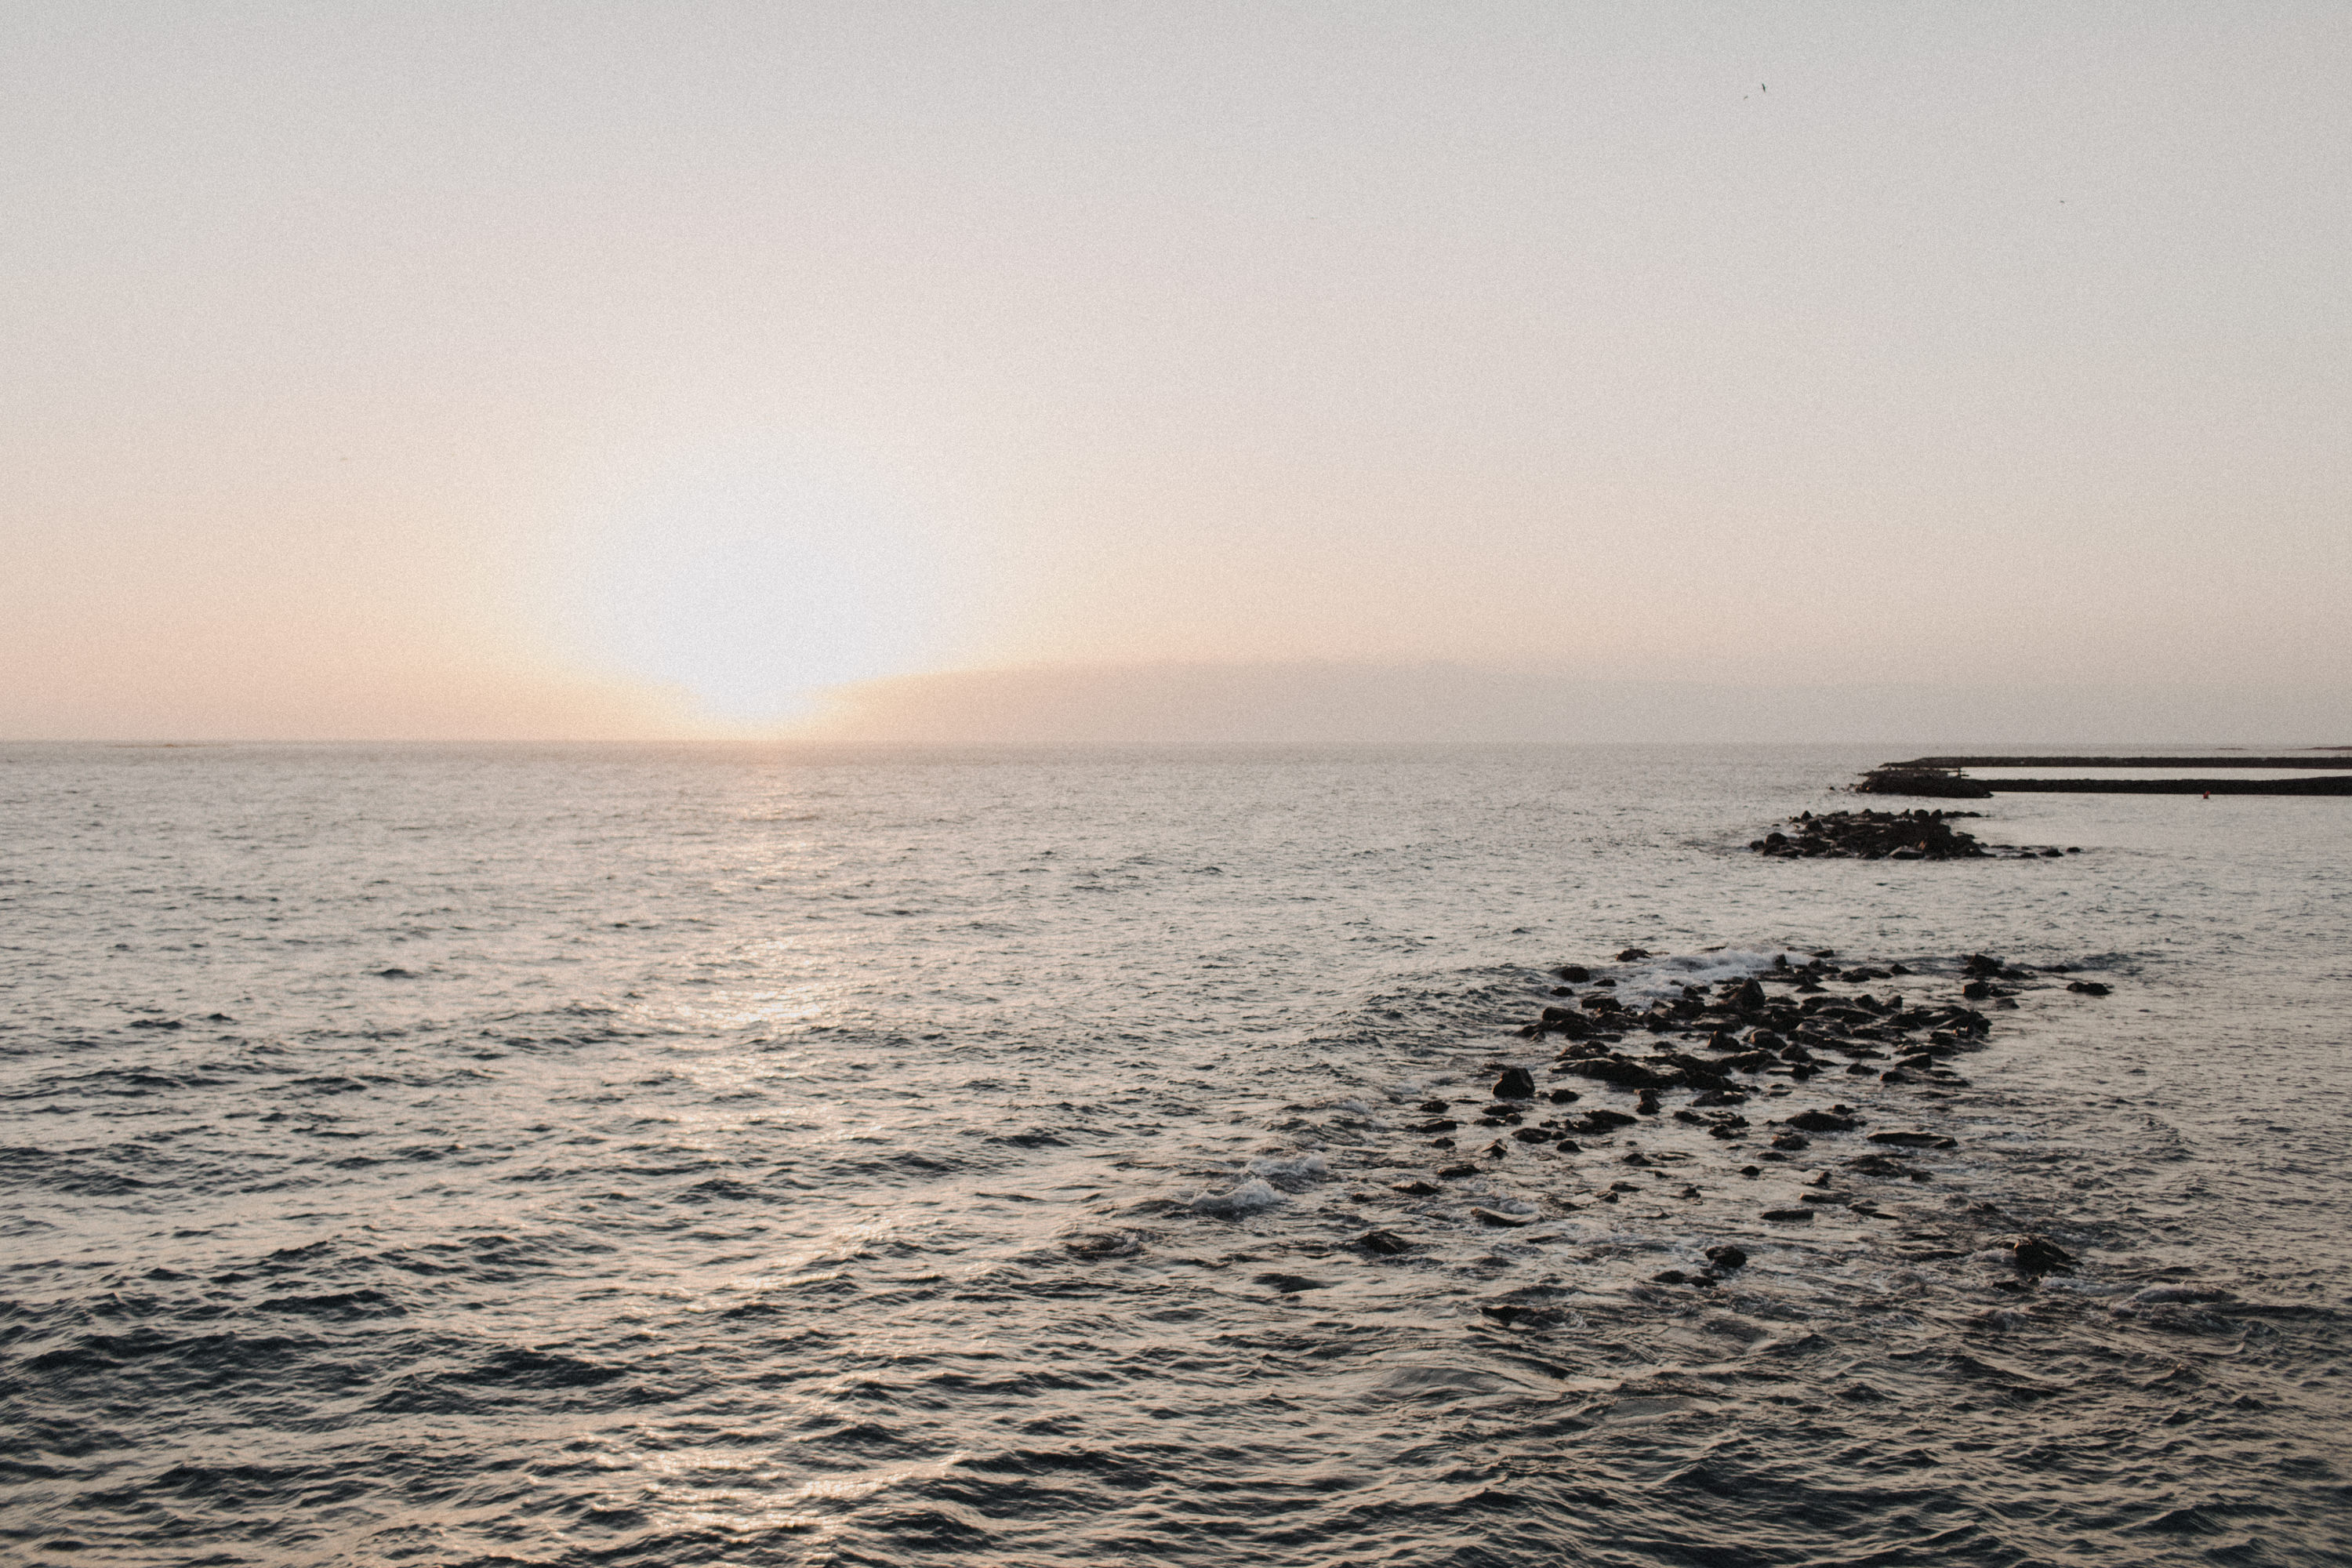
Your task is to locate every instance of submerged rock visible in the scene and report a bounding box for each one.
[2009,1234,2076,1275]
[1254,1272,1330,1293]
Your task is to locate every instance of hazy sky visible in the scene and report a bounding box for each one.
[5,2,2347,740]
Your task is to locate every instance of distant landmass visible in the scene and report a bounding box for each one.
[793,662,2352,747]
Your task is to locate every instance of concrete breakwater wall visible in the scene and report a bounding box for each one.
[1857,757,2352,797]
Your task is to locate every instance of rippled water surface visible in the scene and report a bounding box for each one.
[3,742,2347,1566]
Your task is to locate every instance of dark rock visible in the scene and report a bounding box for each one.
[1762,1208,1815,1222]
[1617,948,1650,961]
[2009,1234,2075,1274]
[1769,1133,1810,1151]
[1559,965,1592,982]
[1494,1066,1537,1099]
[1704,1244,1748,1271]
[1356,1229,1414,1256]
[1867,1131,1956,1149]
[1390,1180,1441,1196]
[1548,1087,1581,1104]
[2067,980,2111,996]
[1740,1165,1761,1178]
[1479,1302,1568,1328]
[1787,1109,1859,1133]
[1537,1007,1595,1039]
[1437,1163,1478,1179]
[1254,1272,1330,1293]
[1560,1056,1671,1089]
[1512,1127,1555,1143]
[1418,1100,1451,1113]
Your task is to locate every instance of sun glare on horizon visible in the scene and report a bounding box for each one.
[554,449,975,724]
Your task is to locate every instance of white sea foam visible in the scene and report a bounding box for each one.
[1247,1152,1331,1189]
[1189,1178,1287,1217]
[1613,948,1786,999]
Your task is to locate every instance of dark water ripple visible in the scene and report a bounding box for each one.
[2,742,2347,1565]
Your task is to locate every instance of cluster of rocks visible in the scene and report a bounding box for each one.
[1749,808,2081,862]
[1352,947,2103,1295]
[1508,949,1993,1111]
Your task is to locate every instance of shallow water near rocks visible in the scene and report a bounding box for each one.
[2,742,2347,1566]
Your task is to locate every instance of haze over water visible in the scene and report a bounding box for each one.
[4,743,2347,1566]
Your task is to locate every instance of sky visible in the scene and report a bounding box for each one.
[3,2,2347,742]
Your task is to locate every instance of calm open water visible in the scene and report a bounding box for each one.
[2,742,2347,1566]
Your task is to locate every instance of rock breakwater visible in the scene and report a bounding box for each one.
[1749,808,2080,861]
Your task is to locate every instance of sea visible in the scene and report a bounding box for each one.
[2,742,2347,1567]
